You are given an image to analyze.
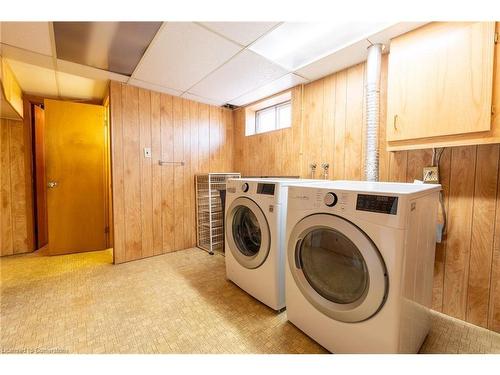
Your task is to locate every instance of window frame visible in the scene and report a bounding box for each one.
[244,91,292,137]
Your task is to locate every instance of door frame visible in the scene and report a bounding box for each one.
[24,94,112,253]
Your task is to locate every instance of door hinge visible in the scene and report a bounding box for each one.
[495,32,499,44]
[104,226,110,234]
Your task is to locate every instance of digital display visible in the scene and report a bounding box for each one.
[356,194,398,215]
[257,183,275,195]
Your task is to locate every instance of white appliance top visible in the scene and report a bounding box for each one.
[288,180,441,195]
[232,177,324,185]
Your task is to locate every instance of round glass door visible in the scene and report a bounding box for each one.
[288,214,388,322]
[226,197,270,269]
[299,229,369,305]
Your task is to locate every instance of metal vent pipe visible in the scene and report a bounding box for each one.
[364,43,384,182]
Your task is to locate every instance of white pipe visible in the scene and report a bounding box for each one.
[364,44,384,182]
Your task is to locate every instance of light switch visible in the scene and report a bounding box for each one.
[143,147,152,158]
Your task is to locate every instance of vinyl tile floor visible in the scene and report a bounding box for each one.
[1,248,499,354]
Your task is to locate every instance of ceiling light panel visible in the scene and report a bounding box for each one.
[132,22,242,92]
[199,22,280,46]
[188,50,288,103]
[0,22,53,56]
[53,22,162,76]
[229,73,307,106]
[6,59,58,97]
[56,71,108,101]
[295,39,372,81]
[249,22,393,71]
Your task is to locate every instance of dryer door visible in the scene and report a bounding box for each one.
[288,213,388,322]
[226,197,271,269]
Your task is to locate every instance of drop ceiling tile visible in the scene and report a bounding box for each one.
[189,50,288,103]
[57,71,108,101]
[0,22,52,56]
[250,22,392,71]
[132,22,242,92]
[53,22,162,76]
[57,59,129,83]
[6,59,58,97]
[0,44,54,69]
[181,92,224,107]
[128,78,183,97]
[229,73,307,107]
[295,39,372,81]
[199,22,280,46]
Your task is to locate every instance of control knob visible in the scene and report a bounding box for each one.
[242,183,249,192]
[324,192,338,207]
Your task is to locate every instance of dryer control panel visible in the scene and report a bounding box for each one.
[356,194,398,215]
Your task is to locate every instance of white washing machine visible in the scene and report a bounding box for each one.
[225,178,323,311]
[285,180,441,353]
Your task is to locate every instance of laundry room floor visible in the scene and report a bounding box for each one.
[1,248,499,354]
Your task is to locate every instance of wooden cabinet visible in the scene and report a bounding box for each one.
[387,22,498,151]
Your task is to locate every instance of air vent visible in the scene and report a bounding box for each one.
[222,103,239,110]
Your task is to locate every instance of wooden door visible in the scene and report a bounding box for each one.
[44,99,107,255]
[387,22,496,142]
[33,105,48,249]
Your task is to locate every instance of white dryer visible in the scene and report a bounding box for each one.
[225,178,323,311]
[285,181,440,353]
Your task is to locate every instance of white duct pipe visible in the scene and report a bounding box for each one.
[364,43,384,182]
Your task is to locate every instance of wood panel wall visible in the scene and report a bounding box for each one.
[109,82,233,264]
[1,118,33,255]
[233,55,500,333]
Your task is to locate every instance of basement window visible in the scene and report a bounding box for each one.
[245,91,292,136]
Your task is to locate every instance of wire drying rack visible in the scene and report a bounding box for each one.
[195,173,240,255]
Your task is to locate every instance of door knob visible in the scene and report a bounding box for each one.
[47,181,58,188]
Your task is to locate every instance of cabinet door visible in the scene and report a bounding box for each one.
[387,22,496,142]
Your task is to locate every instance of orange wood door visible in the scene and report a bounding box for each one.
[33,105,48,249]
[44,99,107,255]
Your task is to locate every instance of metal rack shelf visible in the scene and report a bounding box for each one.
[195,173,240,255]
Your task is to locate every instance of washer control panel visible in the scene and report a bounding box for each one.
[356,194,398,215]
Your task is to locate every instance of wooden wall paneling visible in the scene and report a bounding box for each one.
[388,151,408,182]
[333,71,347,180]
[138,88,153,258]
[281,86,301,176]
[489,156,500,332]
[9,121,29,253]
[1,120,13,256]
[224,109,234,172]
[110,82,125,263]
[150,91,163,256]
[466,144,499,327]
[443,146,477,320]
[160,94,175,253]
[405,149,433,182]
[344,63,365,180]
[232,108,244,174]
[432,148,452,312]
[182,99,193,249]
[301,79,324,179]
[322,74,336,179]
[172,97,184,251]
[209,106,221,171]
[198,104,210,173]
[189,100,200,246]
[122,85,142,261]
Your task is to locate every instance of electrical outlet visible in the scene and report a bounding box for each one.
[423,166,439,183]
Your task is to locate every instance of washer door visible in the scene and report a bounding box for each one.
[226,197,271,269]
[288,214,388,322]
